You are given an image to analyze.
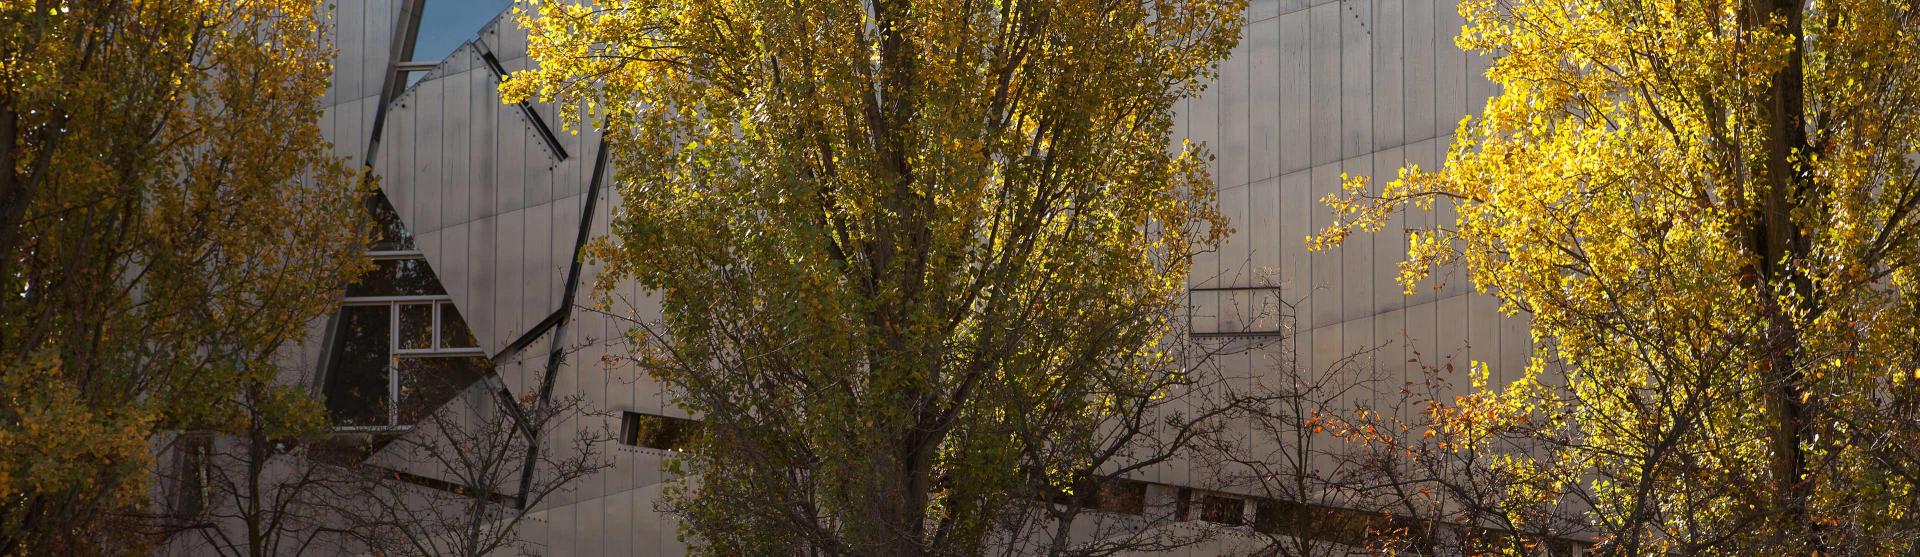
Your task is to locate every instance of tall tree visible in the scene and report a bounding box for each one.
[505,0,1244,554]
[0,1,368,553]
[1319,0,1920,554]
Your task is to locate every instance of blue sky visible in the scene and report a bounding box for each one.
[412,0,515,62]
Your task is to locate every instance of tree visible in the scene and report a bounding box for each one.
[0,1,368,553]
[504,0,1245,554]
[1318,0,1920,554]
[156,370,353,557]
[327,386,611,557]
[1212,326,1412,557]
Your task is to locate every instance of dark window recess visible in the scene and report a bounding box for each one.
[1092,479,1148,515]
[311,431,404,466]
[1254,500,1379,547]
[440,303,480,349]
[1050,478,1149,515]
[619,412,701,450]
[324,305,392,427]
[1253,500,1296,535]
[1195,493,1245,525]
[367,192,414,252]
[170,434,212,521]
[397,356,492,425]
[346,258,449,297]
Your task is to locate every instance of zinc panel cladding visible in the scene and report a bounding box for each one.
[1248,16,1280,184]
[1371,0,1406,151]
[1189,0,1529,509]
[1219,32,1250,191]
[303,0,1525,554]
[1371,145,1409,320]
[1404,0,1439,143]
[1338,0,1372,158]
[1307,3,1341,166]
[372,47,604,361]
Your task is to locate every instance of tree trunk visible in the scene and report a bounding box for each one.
[1747,0,1819,551]
[849,446,933,556]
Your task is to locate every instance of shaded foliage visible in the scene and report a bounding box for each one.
[0,1,368,553]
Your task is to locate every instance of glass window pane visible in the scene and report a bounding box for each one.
[345,258,447,297]
[367,192,414,252]
[397,356,493,425]
[439,303,479,349]
[324,305,391,427]
[398,303,434,350]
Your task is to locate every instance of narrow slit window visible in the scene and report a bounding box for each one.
[619,412,701,451]
[170,434,212,522]
[1195,493,1246,525]
[1092,480,1148,515]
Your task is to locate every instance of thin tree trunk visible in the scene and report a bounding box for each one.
[1748,0,1819,551]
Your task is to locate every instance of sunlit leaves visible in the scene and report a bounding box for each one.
[509,0,1242,553]
[1318,0,1920,553]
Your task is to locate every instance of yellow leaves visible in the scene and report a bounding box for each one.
[1,0,364,548]
[516,0,1243,550]
[1316,0,1920,547]
[0,351,157,507]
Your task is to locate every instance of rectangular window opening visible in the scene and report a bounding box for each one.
[1195,492,1246,526]
[171,433,212,522]
[1091,479,1148,515]
[619,412,701,451]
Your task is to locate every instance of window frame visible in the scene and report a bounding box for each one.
[618,411,701,452]
[331,298,485,433]
[330,251,484,432]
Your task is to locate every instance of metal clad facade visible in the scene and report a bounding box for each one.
[289,1,1525,555]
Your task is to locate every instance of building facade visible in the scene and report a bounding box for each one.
[174,1,1523,555]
